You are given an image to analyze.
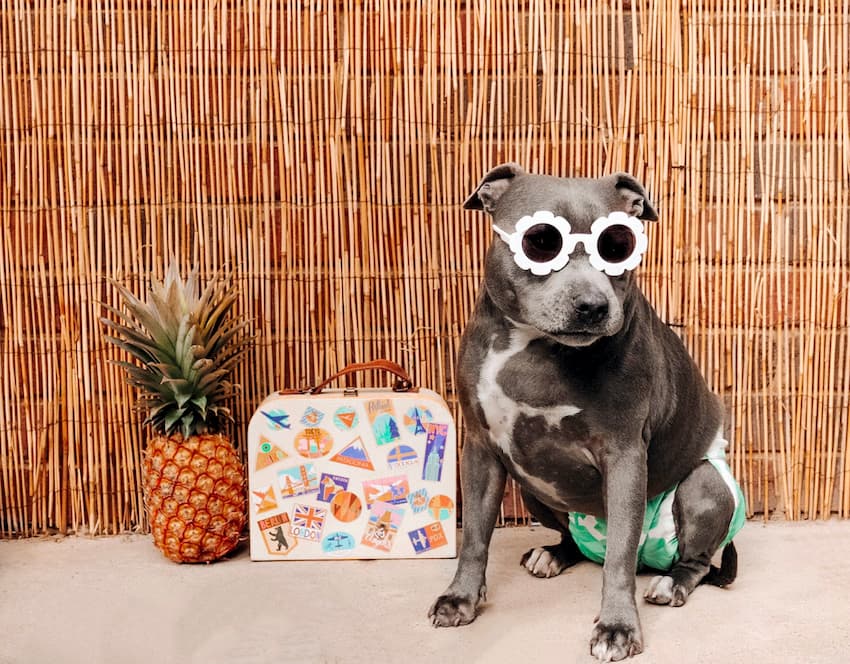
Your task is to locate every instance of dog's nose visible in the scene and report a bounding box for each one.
[574,294,609,325]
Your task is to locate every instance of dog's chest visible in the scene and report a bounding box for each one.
[475,326,603,510]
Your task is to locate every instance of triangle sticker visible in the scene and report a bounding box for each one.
[255,437,289,471]
[252,485,278,513]
[330,436,375,471]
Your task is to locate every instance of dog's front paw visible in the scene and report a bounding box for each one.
[590,621,643,662]
[428,592,481,627]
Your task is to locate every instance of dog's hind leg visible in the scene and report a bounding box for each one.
[644,460,736,607]
[519,489,584,578]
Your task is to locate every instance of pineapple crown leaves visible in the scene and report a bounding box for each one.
[101,261,251,439]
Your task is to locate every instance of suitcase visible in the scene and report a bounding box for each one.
[247,360,457,560]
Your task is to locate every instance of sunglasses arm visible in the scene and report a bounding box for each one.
[491,224,513,243]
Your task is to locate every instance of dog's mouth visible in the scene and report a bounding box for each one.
[543,329,604,347]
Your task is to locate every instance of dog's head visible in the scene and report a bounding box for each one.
[465,163,658,347]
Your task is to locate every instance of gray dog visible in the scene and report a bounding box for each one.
[429,164,745,661]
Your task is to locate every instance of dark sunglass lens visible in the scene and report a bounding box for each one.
[521,224,563,262]
[597,225,636,263]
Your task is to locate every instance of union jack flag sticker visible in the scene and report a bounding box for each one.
[407,521,448,554]
[291,503,327,542]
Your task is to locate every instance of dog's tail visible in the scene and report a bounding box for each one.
[701,541,737,587]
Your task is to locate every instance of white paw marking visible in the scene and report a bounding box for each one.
[644,574,675,604]
[523,547,564,578]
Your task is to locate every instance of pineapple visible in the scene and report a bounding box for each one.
[102,261,249,563]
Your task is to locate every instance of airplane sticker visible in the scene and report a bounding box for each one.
[408,522,448,554]
[251,485,278,514]
[322,531,356,555]
[362,475,410,508]
[333,406,359,430]
[261,409,291,431]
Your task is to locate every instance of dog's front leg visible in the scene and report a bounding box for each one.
[429,438,507,627]
[590,445,647,661]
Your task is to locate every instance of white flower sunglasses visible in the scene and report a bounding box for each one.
[492,210,649,277]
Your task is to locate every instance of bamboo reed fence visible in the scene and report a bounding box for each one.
[1,1,848,537]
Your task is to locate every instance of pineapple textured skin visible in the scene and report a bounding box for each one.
[144,433,246,563]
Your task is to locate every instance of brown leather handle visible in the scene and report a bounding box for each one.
[310,360,414,395]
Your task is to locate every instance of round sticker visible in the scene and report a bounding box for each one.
[386,444,418,469]
[294,428,333,458]
[322,531,356,555]
[428,495,454,521]
[403,406,433,434]
[333,406,359,430]
[331,491,363,523]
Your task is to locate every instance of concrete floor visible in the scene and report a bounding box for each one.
[1,520,849,664]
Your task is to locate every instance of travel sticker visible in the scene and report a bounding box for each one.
[333,406,359,430]
[386,444,418,470]
[294,428,334,458]
[259,512,298,556]
[330,491,363,523]
[300,406,325,426]
[361,501,404,553]
[261,409,291,431]
[330,436,375,471]
[366,399,400,446]
[318,473,349,503]
[408,522,448,554]
[408,488,429,514]
[403,405,433,435]
[422,423,449,481]
[291,503,327,542]
[428,495,455,521]
[278,464,319,499]
[251,485,278,514]
[255,438,289,471]
[363,475,410,508]
[322,531,356,555]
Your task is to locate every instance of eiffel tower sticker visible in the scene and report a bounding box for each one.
[330,436,375,471]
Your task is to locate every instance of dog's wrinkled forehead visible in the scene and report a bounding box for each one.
[492,177,608,233]
[463,162,659,231]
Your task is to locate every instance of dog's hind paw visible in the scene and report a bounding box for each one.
[521,546,568,578]
[428,593,478,627]
[643,574,687,607]
[520,541,581,578]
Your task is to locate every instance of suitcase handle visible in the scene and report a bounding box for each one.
[310,360,414,394]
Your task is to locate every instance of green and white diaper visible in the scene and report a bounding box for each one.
[567,437,746,571]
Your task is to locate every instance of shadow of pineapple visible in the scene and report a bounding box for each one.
[102,262,250,563]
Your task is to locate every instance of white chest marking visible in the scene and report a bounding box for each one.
[476,324,582,501]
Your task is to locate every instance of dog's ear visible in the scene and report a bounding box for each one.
[607,172,659,221]
[463,162,525,212]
